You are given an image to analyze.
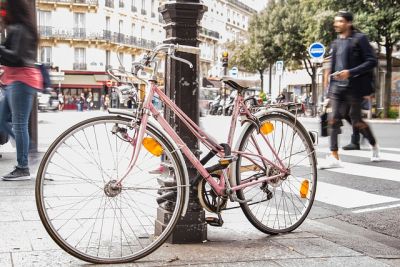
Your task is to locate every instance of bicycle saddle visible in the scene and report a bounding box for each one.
[221,77,249,91]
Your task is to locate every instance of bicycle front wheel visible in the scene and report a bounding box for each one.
[35,116,187,263]
[235,113,317,234]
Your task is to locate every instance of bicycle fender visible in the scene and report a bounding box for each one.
[230,108,301,187]
[107,109,190,217]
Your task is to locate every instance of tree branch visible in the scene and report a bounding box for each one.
[303,59,312,77]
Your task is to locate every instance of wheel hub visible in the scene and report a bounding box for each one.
[104,180,122,197]
[267,166,286,187]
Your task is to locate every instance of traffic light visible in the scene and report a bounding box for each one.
[0,0,6,18]
[222,51,229,68]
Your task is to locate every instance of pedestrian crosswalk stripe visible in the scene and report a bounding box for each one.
[379,147,400,153]
[316,157,400,183]
[352,203,400,213]
[315,181,399,209]
[317,147,400,162]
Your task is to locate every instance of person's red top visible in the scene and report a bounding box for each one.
[1,66,43,90]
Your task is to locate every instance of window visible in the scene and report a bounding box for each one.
[38,11,51,36]
[119,20,123,34]
[40,46,52,64]
[74,48,86,70]
[151,0,155,17]
[106,16,110,31]
[38,10,51,26]
[131,23,136,36]
[118,52,124,69]
[131,0,137,12]
[105,0,114,8]
[141,0,146,15]
[74,13,85,28]
[119,0,124,8]
[75,48,85,63]
[73,13,85,38]
[106,50,111,68]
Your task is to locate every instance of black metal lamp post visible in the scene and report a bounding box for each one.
[155,0,208,243]
[29,0,38,152]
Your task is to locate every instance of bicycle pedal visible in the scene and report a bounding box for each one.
[205,216,224,227]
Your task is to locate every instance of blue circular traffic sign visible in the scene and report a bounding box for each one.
[308,42,325,58]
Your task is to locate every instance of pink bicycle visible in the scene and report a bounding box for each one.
[35,44,317,264]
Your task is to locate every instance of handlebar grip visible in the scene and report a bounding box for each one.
[175,45,200,55]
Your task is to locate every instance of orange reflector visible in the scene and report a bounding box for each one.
[300,180,309,198]
[142,137,163,156]
[260,121,274,135]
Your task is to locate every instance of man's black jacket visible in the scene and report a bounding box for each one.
[330,31,377,97]
[0,24,37,67]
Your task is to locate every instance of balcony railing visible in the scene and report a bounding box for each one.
[38,0,99,5]
[73,28,86,38]
[200,27,220,39]
[131,5,137,12]
[73,62,87,70]
[105,0,114,8]
[39,27,160,50]
[39,25,53,37]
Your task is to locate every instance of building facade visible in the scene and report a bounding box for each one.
[37,0,257,109]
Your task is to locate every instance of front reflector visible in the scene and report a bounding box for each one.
[142,137,163,156]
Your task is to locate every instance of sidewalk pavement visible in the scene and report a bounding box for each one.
[0,112,399,266]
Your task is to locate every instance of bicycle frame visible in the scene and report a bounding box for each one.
[117,83,289,197]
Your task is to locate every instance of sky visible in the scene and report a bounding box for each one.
[240,0,268,12]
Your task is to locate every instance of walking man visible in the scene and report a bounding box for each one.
[321,11,380,169]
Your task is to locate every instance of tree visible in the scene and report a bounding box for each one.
[353,1,400,118]
[228,10,281,93]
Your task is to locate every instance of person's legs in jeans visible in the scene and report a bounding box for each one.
[0,87,15,140]
[8,82,37,168]
[348,95,380,161]
[329,93,347,158]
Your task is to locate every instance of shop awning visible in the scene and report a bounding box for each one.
[61,74,103,89]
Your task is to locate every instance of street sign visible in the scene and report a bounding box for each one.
[49,71,65,82]
[308,42,325,59]
[230,67,238,78]
[276,61,284,75]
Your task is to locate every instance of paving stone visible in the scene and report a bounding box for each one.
[0,253,12,267]
[11,250,82,267]
[272,237,361,258]
[140,238,304,266]
[275,256,390,267]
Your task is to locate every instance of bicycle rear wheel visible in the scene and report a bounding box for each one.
[235,113,317,234]
[35,116,187,263]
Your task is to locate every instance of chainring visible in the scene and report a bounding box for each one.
[197,173,228,213]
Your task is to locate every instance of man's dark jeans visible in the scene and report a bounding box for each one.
[329,87,376,151]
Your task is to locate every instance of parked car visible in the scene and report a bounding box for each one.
[38,91,59,111]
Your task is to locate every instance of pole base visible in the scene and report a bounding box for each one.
[155,207,207,244]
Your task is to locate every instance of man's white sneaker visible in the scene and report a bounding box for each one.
[319,154,342,169]
[371,145,381,162]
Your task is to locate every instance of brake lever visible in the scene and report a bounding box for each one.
[170,54,193,68]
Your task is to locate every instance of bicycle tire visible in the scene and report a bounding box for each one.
[35,115,187,263]
[235,113,317,234]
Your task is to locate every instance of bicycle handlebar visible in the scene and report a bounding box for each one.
[175,44,201,55]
